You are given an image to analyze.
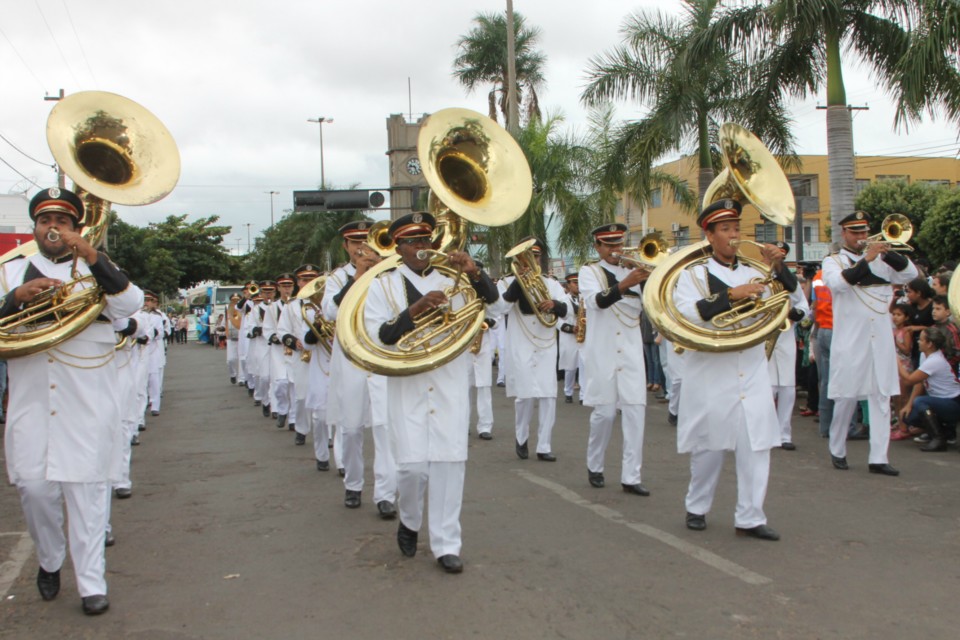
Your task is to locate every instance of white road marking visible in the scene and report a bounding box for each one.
[0,532,33,599]
[516,470,773,586]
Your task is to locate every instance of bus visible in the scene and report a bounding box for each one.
[184,282,245,343]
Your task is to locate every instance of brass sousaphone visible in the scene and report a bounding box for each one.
[0,91,179,358]
[336,107,532,375]
[642,123,795,353]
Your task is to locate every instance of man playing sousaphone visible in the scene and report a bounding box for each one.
[0,187,144,614]
[363,212,498,574]
[673,199,797,541]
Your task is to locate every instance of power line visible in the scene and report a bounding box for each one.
[33,0,81,87]
[0,24,47,91]
[59,0,98,87]
[0,155,43,188]
[0,131,54,167]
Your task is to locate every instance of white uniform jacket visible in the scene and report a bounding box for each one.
[143,310,165,374]
[264,299,292,382]
[674,258,782,454]
[322,263,386,429]
[578,261,646,407]
[494,275,569,399]
[279,297,313,402]
[113,311,147,428]
[1,252,144,483]
[364,264,498,463]
[822,247,918,399]
[768,287,812,387]
[557,294,581,371]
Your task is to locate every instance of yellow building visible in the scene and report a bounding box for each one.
[619,154,960,260]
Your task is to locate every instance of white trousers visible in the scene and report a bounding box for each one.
[18,480,109,596]
[311,411,331,463]
[236,352,246,385]
[114,419,136,491]
[227,339,239,378]
[586,403,646,484]
[147,371,162,412]
[829,395,891,463]
[340,424,397,502]
[514,397,556,454]
[563,368,578,399]
[274,378,295,418]
[772,385,796,443]
[474,386,493,435]
[397,461,465,558]
[685,423,771,528]
[255,373,270,406]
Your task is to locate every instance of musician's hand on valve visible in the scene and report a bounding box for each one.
[447,251,478,276]
[409,291,448,318]
[56,228,98,264]
[14,277,62,304]
[760,244,784,268]
[864,241,888,262]
[537,299,557,313]
[619,268,649,291]
[354,250,380,278]
[729,283,765,302]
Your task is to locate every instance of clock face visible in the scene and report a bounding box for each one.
[405,157,422,176]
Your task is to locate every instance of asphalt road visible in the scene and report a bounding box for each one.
[1,342,958,639]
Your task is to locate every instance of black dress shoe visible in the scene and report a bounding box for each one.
[685,512,706,531]
[230,376,237,385]
[253,400,261,406]
[588,471,605,488]
[565,395,573,404]
[338,468,345,477]
[104,533,116,547]
[288,423,295,431]
[37,567,60,601]
[437,554,464,574]
[478,432,493,440]
[81,594,109,615]
[276,414,287,429]
[114,487,132,499]
[316,460,330,471]
[150,410,160,417]
[515,439,529,460]
[294,433,306,446]
[344,490,361,509]
[130,435,140,446]
[397,522,418,557]
[377,500,397,520]
[536,452,557,462]
[736,524,780,541]
[831,455,849,470]
[262,403,271,418]
[496,381,505,387]
[247,387,254,397]
[667,412,678,426]
[868,463,900,476]
[137,424,145,432]
[621,483,650,496]
[780,442,796,451]
[272,412,278,420]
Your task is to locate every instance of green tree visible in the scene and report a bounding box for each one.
[853,179,945,233]
[452,11,547,127]
[581,0,798,223]
[916,188,960,268]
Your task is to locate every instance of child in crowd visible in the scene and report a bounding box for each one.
[891,303,914,440]
[931,295,960,374]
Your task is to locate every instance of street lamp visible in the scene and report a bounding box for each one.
[307,116,334,189]
[245,223,252,253]
[265,190,279,227]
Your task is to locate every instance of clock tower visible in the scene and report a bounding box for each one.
[386,113,428,220]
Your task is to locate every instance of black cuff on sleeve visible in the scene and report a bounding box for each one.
[0,290,22,319]
[841,259,872,284]
[332,277,355,306]
[695,288,733,321]
[485,317,497,329]
[379,309,416,346]
[787,307,805,322]
[269,334,280,345]
[775,265,798,293]
[502,278,523,303]
[236,299,247,311]
[552,301,568,318]
[560,323,574,334]
[596,286,623,309]
[88,253,130,295]
[118,318,138,337]
[469,271,499,304]
[882,251,910,271]
[303,329,318,345]
[282,334,297,349]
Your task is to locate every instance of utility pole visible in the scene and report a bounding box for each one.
[307,117,334,189]
[265,190,278,227]
[505,0,519,135]
[44,89,66,188]
[245,223,252,253]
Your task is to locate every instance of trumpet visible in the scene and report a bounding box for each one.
[857,213,913,252]
[611,232,669,270]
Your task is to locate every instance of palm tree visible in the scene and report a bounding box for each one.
[692,0,928,239]
[582,0,799,228]
[452,11,547,128]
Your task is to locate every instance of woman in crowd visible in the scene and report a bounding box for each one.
[897,326,960,452]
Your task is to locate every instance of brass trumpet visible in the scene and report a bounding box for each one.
[611,232,669,270]
[858,213,913,252]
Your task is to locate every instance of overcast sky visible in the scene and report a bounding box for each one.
[1,0,957,256]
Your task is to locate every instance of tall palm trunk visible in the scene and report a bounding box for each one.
[824,25,854,244]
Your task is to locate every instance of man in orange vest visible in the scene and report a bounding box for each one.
[809,269,834,438]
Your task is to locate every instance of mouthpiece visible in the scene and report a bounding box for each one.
[46,229,61,242]
[416,250,429,260]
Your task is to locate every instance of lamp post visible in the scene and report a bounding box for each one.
[265,190,279,227]
[245,223,252,253]
[307,116,334,189]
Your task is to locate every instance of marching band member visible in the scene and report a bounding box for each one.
[497,237,568,462]
[558,272,582,404]
[363,212,499,573]
[767,242,811,451]
[322,221,397,517]
[226,293,242,384]
[142,291,166,417]
[252,280,276,418]
[0,187,144,614]
[821,211,918,475]
[579,223,650,495]
[266,274,297,432]
[112,310,147,498]
[674,200,794,541]
[469,261,499,440]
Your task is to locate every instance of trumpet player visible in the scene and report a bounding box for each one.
[235,281,259,393]
[822,211,918,476]
[558,272,582,404]
[363,212,499,573]
[322,221,397,516]
[0,187,144,615]
[497,237,569,462]
[265,273,297,433]
[674,200,796,541]
[579,224,650,496]
[251,280,276,418]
